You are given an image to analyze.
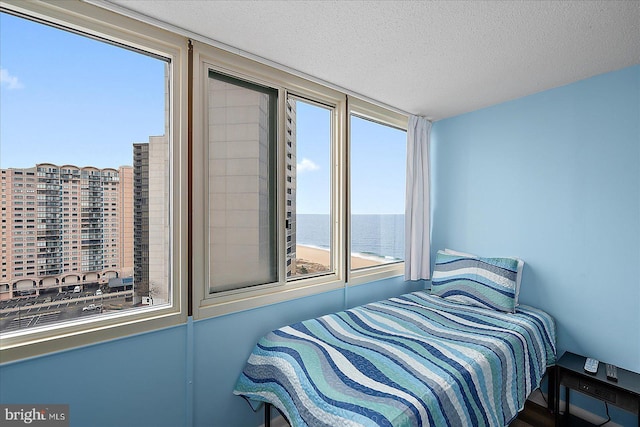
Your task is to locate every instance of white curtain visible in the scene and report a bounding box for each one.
[405,115,431,281]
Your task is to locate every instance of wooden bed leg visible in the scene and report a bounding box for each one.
[264,402,271,427]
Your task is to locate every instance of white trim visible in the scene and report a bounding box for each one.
[190,41,350,320]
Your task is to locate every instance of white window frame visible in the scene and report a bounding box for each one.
[0,0,189,363]
[191,41,347,319]
[284,94,339,283]
[347,97,408,287]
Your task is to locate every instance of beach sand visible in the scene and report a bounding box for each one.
[295,245,384,270]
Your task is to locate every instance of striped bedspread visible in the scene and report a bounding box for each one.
[234,291,556,427]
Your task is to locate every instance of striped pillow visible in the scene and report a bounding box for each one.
[431,250,518,313]
[444,248,524,307]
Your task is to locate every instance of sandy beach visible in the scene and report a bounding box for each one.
[295,244,385,270]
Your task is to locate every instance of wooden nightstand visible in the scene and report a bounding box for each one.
[554,351,640,426]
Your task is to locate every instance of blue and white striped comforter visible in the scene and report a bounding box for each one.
[234,291,556,427]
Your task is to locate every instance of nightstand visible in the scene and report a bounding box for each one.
[554,351,640,426]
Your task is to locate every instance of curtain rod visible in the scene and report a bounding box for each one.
[83,0,413,118]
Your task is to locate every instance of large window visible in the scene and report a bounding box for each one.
[207,71,278,293]
[0,1,187,362]
[192,40,408,317]
[1,0,408,358]
[349,115,407,269]
[286,97,334,280]
[347,101,407,285]
[192,42,347,317]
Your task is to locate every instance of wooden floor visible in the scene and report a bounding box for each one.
[512,400,555,427]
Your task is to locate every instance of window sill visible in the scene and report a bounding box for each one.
[348,262,405,287]
[1,306,186,364]
[194,276,345,319]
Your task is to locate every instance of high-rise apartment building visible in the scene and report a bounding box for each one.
[0,164,133,300]
[119,166,135,279]
[147,136,170,305]
[133,143,150,303]
[133,137,169,305]
[285,98,297,277]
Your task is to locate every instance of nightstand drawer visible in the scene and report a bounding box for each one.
[577,378,617,405]
[561,370,639,413]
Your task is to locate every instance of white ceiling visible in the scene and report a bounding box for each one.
[105,0,639,121]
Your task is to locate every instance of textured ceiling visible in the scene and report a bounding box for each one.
[105,0,639,120]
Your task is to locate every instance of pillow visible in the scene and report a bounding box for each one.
[444,248,524,306]
[432,250,519,313]
[443,248,476,257]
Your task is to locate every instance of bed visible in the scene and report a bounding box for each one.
[234,290,556,426]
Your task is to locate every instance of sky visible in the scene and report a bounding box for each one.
[0,12,166,170]
[0,11,406,215]
[293,101,406,214]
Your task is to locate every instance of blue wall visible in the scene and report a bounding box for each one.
[0,277,424,427]
[0,326,189,427]
[432,65,639,424]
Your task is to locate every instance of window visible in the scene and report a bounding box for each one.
[0,1,187,362]
[207,71,278,293]
[1,0,407,359]
[286,97,334,280]
[348,100,407,284]
[350,115,406,267]
[191,40,406,316]
[192,42,346,318]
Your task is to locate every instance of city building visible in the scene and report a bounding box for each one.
[133,143,149,303]
[0,164,134,300]
[285,98,297,277]
[134,137,169,306]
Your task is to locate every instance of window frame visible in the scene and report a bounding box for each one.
[346,98,408,287]
[191,41,348,319]
[206,69,280,294]
[0,0,189,363]
[285,94,337,282]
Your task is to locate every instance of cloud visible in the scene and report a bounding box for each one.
[297,158,320,173]
[0,68,24,90]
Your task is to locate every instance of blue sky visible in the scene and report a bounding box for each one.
[294,102,406,214]
[350,116,406,214]
[1,11,406,215]
[0,12,166,170]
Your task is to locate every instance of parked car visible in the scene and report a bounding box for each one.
[82,304,101,312]
[73,286,81,293]
[96,289,102,296]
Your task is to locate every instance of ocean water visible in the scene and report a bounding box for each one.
[296,214,405,261]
